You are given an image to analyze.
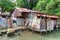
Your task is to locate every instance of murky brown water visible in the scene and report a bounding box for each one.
[0,29,60,40]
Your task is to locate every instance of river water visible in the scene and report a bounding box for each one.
[0,29,60,40]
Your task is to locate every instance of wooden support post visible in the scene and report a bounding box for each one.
[45,16,47,33]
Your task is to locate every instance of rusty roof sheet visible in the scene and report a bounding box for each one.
[13,7,59,19]
[15,7,31,12]
[31,10,40,13]
[46,15,59,18]
[41,15,59,18]
[37,14,59,19]
[15,7,43,13]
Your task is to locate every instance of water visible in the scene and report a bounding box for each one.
[0,29,60,40]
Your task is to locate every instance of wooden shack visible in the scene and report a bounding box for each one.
[0,13,10,28]
[11,7,59,33]
[29,12,59,33]
[46,15,59,31]
[11,7,31,26]
[29,12,47,32]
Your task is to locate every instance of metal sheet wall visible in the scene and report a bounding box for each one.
[0,18,7,28]
[47,19,54,31]
[36,18,41,31]
[16,18,24,26]
[29,13,34,27]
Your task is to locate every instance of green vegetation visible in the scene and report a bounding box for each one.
[0,0,38,12]
[33,0,60,16]
[16,0,38,9]
[0,0,15,12]
[0,0,60,16]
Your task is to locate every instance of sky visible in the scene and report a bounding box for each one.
[11,0,16,3]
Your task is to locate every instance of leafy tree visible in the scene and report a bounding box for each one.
[0,0,15,12]
[29,0,38,9]
[33,0,60,16]
[33,0,50,11]
[16,0,23,7]
[16,0,38,9]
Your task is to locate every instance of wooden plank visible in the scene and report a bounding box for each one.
[0,27,26,35]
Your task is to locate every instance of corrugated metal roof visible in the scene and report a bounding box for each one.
[15,7,31,12]
[37,14,59,18]
[46,15,59,18]
[41,15,59,19]
[2,12,10,16]
[15,7,42,13]
[12,7,59,19]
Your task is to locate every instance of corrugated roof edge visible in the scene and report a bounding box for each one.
[14,7,59,19]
